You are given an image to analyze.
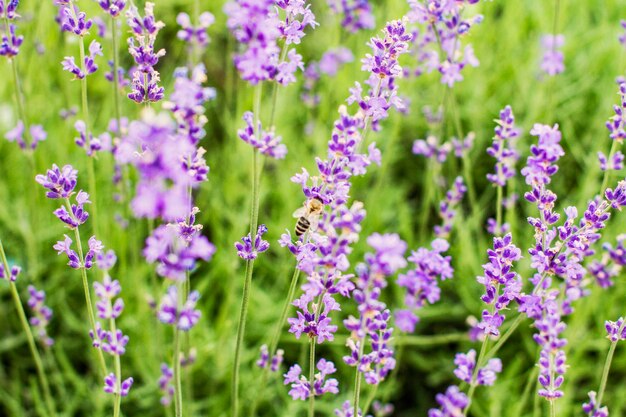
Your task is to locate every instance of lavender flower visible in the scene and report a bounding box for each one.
[540,34,565,76]
[428,385,469,417]
[157,285,201,331]
[104,373,134,397]
[27,285,54,347]
[235,224,270,260]
[476,234,522,337]
[413,135,452,163]
[605,317,626,342]
[395,238,453,333]
[583,391,609,417]
[97,0,126,18]
[0,263,20,282]
[237,112,287,159]
[606,83,626,142]
[0,23,23,57]
[327,0,375,33]
[177,12,214,46]
[4,120,47,150]
[319,47,354,76]
[487,105,521,186]
[158,363,175,405]
[434,177,466,238]
[598,151,624,171]
[256,344,284,372]
[283,358,339,400]
[35,164,77,199]
[453,349,502,386]
[126,2,165,103]
[60,4,93,36]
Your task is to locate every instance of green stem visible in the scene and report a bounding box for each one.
[110,316,122,417]
[352,340,365,415]
[110,16,122,133]
[72,225,108,377]
[485,314,523,361]
[596,334,623,408]
[462,336,489,416]
[0,241,55,417]
[496,180,503,233]
[362,384,379,417]
[173,280,183,417]
[308,337,316,417]
[549,400,556,417]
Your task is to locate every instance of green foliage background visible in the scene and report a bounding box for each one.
[1,0,625,416]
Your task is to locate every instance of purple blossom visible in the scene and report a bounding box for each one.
[605,83,626,142]
[257,344,284,372]
[540,34,565,76]
[428,385,469,417]
[104,373,133,397]
[177,12,214,46]
[487,105,521,186]
[327,0,375,33]
[27,285,54,347]
[319,47,354,76]
[0,263,20,282]
[435,177,466,238]
[395,238,453,333]
[605,317,626,342]
[598,151,624,171]
[60,4,93,36]
[235,224,270,260]
[238,111,287,159]
[0,23,23,57]
[413,135,452,163]
[94,275,124,320]
[0,0,19,20]
[4,120,47,150]
[97,0,126,18]
[476,234,522,336]
[583,391,609,417]
[283,358,339,401]
[36,164,78,199]
[158,363,175,405]
[453,349,502,386]
[157,286,201,331]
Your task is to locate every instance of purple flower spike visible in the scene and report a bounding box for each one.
[234,223,270,260]
[36,164,78,199]
[487,105,521,186]
[0,23,23,57]
[97,0,126,18]
[435,177,467,238]
[605,83,626,142]
[540,34,565,76]
[428,385,469,417]
[605,317,626,342]
[583,391,609,417]
[283,358,339,401]
[177,12,214,46]
[27,285,54,347]
[61,5,93,37]
[104,373,134,397]
[157,286,201,331]
[238,112,287,159]
[159,363,175,405]
[328,0,375,33]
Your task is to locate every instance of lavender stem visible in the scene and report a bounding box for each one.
[462,331,490,416]
[0,240,55,416]
[308,337,316,417]
[173,279,183,417]
[352,340,365,415]
[110,316,122,417]
[595,321,626,409]
[232,82,264,417]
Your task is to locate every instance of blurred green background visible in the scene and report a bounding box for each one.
[1,0,626,416]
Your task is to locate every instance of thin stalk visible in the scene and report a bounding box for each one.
[232,82,264,417]
[173,280,183,417]
[362,384,379,417]
[110,316,122,417]
[496,178,504,232]
[268,46,289,128]
[110,16,122,132]
[0,242,55,417]
[462,335,489,416]
[600,140,620,193]
[270,265,302,355]
[308,337,316,417]
[596,321,625,408]
[549,400,556,417]
[352,341,365,415]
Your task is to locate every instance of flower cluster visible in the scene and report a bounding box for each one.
[237,112,287,158]
[487,105,521,187]
[74,120,112,156]
[395,239,453,333]
[157,285,201,331]
[453,349,502,386]
[588,235,626,288]
[476,234,522,337]
[0,18,23,58]
[126,2,165,103]
[177,12,214,47]
[256,344,284,372]
[144,210,215,281]
[540,34,565,76]
[343,234,406,384]
[158,363,174,405]
[4,121,46,150]
[104,373,133,397]
[27,285,54,347]
[283,358,338,400]
[97,0,126,18]
[0,262,20,282]
[235,224,270,260]
[583,391,609,417]
[605,82,626,142]
[327,0,375,33]
[62,40,102,79]
[413,134,452,163]
[434,177,466,238]
[405,1,482,85]
[224,0,317,85]
[428,385,468,417]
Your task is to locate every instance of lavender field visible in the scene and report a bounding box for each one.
[1,0,626,416]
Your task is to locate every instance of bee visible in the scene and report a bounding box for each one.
[292,197,324,237]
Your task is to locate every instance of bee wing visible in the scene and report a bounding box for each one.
[292,207,306,218]
[308,215,320,232]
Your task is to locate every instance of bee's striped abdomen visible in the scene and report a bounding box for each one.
[295,217,310,237]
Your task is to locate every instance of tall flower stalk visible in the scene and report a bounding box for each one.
[0,240,55,416]
[224,1,317,415]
